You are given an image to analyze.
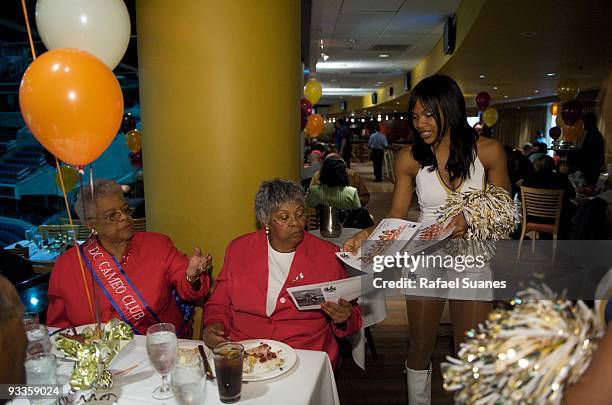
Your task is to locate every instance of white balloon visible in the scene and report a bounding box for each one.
[35,0,131,70]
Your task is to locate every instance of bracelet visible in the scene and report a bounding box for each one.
[186,272,200,284]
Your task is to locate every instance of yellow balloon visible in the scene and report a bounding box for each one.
[555,114,564,128]
[304,80,322,105]
[126,129,142,153]
[562,119,584,143]
[482,107,499,127]
[557,78,579,102]
[549,102,561,116]
[54,166,79,191]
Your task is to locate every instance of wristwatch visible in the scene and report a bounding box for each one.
[186,272,200,284]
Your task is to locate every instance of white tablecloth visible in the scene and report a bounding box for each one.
[13,335,340,405]
[309,228,388,370]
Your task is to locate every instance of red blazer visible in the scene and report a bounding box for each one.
[47,232,209,335]
[204,230,362,368]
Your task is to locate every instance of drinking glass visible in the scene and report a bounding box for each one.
[146,323,178,400]
[26,324,51,357]
[25,353,57,405]
[171,346,206,405]
[213,342,244,404]
[23,311,40,330]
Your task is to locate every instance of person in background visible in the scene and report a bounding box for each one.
[333,120,343,153]
[528,142,547,162]
[580,112,605,187]
[368,124,389,182]
[534,129,546,144]
[203,180,362,370]
[473,122,492,138]
[310,153,370,206]
[508,150,535,197]
[0,274,27,386]
[300,150,323,181]
[522,142,533,157]
[336,118,353,168]
[522,155,576,232]
[306,156,361,210]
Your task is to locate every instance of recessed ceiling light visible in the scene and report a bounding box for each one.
[378,53,390,58]
[546,73,556,77]
[479,74,485,78]
[493,86,498,90]
[534,90,539,93]
[504,95,508,98]
[396,102,400,105]
[520,31,537,37]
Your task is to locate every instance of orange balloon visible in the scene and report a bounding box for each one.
[125,129,142,153]
[549,102,561,116]
[562,119,584,143]
[305,114,324,137]
[19,49,123,166]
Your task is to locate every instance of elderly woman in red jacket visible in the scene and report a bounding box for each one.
[47,179,211,336]
[203,179,362,369]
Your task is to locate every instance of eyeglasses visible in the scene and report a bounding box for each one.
[95,207,135,223]
[271,210,307,225]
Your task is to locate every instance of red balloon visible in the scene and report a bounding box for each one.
[549,126,561,141]
[475,92,491,111]
[561,100,583,126]
[129,151,143,169]
[300,99,313,116]
[300,106,308,131]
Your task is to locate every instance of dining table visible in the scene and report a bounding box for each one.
[11,333,340,405]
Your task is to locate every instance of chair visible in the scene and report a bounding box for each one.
[306,208,319,231]
[517,186,564,260]
[133,218,147,232]
[6,246,29,260]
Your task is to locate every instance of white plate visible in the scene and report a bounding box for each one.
[50,324,135,367]
[210,339,297,382]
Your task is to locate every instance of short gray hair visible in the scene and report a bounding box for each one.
[255,179,305,225]
[74,179,124,223]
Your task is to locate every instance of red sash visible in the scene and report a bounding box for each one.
[80,238,161,335]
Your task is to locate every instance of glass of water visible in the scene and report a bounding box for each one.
[25,353,57,405]
[171,347,206,405]
[146,323,177,400]
[26,324,51,357]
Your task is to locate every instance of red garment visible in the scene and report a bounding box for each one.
[204,230,362,369]
[47,232,209,335]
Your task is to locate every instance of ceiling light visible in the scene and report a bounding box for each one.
[400,116,404,120]
[534,90,539,93]
[396,102,400,105]
[504,95,508,98]
[546,73,556,77]
[378,53,390,58]
[479,75,485,78]
[493,86,498,90]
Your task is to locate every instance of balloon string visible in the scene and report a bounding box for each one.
[55,158,96,324]
[20,0,37,60]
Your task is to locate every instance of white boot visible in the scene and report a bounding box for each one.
[405,361,431,405]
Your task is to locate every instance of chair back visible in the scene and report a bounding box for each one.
[7,246,29,260]
[520,186,564,221]
[306,208,319,231]
[133,218,147,232]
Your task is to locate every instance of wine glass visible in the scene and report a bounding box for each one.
[146,323,178,400]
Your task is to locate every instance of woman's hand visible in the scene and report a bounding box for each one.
[342,229,371,255]
[321,298,353,324]
[186,247,212,279]
[203,322,226,349]
[447,212,468,238]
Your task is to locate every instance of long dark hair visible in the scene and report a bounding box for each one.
[407,74,477,183]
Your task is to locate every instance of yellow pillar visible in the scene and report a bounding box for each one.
[136,0,301,274]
